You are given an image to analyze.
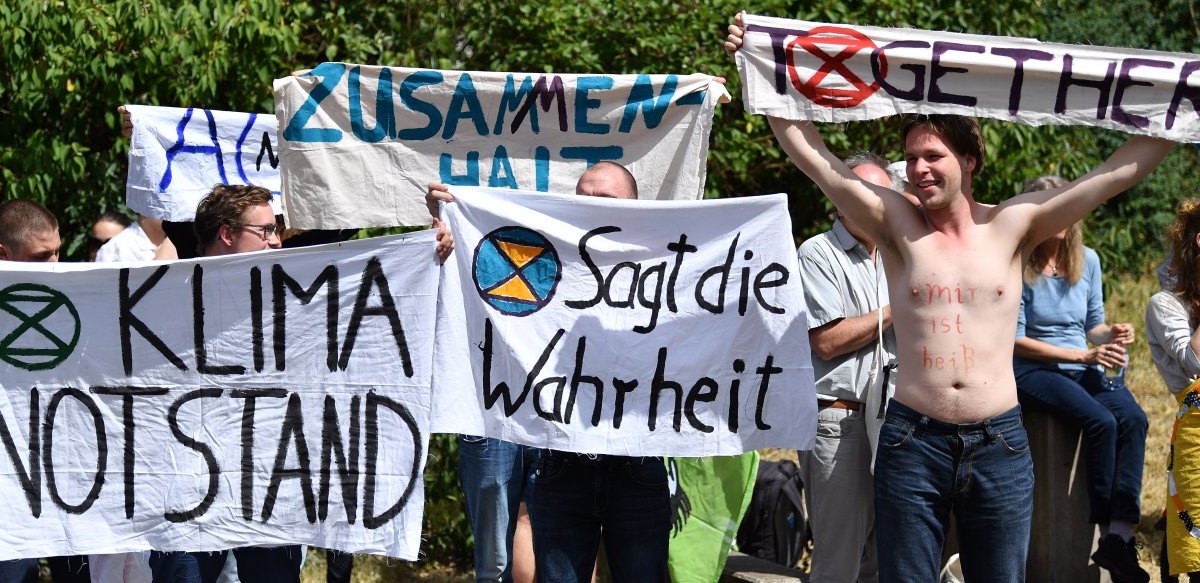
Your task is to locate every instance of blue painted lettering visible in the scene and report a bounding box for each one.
[442,73,489,140]
[397,70,444,141]
[439,151,480,186]
[619,74,676,133]
[349,67,396,142]
[488,145,518,189]
[282,62,346,143]
[234,113,259,184]
[495,75,536,135]
[560,146,624,167]
[535,146,550,192]
[575,76,612,135]
[160,109,227,190]
[677,90,705,105]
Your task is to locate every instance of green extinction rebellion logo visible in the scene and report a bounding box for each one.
[472,226,562,316]
[0,284,81,371]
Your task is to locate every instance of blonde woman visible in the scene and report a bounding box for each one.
[1013,176,1149,583]
[1147,199,1200,578]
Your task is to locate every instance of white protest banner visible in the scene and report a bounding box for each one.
[125,104,282,221]
[736,14,1200,141]
[0,232,436,560]
[273,65,731,229]
[431,188,815,456]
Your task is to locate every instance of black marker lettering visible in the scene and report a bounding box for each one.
[120,266,185,375]
[193,265,245,375]
[649,348,682,432]
[340,258,412,375]
[0,389,40,517]
[44,388,106,514]
[262,393,316,523]
[362,392,422,530]
[92,386,168,519]
[684,378,718,433]
[565,226,620,309]
[319,394,361,524]
[754,355,782,430]
[273,264,339,372]
[231,388,287,521]
[164,389,223,522]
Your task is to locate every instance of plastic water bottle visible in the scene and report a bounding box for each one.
[1103,364,1126,391]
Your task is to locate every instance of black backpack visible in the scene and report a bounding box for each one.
[735,459,809,568]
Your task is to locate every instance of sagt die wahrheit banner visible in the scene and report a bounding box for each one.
[737,13,1200,140]
[433,187,816,456]
[0,232,436,560]
[273,64,730,229]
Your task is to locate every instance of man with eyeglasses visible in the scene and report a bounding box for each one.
[149,184,289,583]
[193,184,282,256]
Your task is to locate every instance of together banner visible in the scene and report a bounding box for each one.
[125,104,282,221]
[432,188,815,456]
[0,232,436,560]
[273,64,730,229]
[737,14,1200,141]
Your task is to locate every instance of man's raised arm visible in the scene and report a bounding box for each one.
[1011,136,1175,251]
[767,117,898,236]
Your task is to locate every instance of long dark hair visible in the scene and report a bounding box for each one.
[1167,199,1200,321]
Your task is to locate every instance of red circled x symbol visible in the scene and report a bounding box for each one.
[787,26,888,108]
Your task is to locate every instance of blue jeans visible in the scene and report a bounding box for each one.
[875,401,1033,583]
[530,451,670,583]
[458,436,540,583]
[149,546,302,582]
[1016,365,1147,524]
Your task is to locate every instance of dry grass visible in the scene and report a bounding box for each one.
[300,550,471,583]
[1109,266,1174,574]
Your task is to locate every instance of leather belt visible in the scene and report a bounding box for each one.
[818,398,862,411]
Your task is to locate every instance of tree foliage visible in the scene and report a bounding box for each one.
[1040,0,1200,276]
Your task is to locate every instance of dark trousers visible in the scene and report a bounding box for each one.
[1016,366,1148,525]
[530,451,670,583]
[326,549,353,583]
[149,546,302,583]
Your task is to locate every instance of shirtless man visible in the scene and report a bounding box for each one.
[727,15,1175,582]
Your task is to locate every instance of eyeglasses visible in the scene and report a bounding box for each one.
[238,223,279,241]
